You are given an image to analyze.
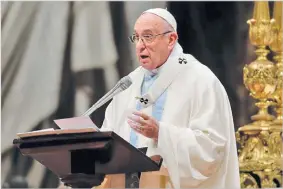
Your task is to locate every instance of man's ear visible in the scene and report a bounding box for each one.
[168,32,178,49]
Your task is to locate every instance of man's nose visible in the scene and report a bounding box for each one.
[135,38,146,51]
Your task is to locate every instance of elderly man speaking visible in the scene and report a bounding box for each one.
[99,8,240,188]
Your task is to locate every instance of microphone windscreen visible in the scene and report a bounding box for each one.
[119,76,133,90]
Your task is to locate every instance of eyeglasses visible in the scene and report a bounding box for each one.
[129,31,173,44]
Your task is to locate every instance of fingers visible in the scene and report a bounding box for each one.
[127,118,153,135]
[132,111,150,120]
[128,114,147,125]
[127,119,141,127]
[127,111,159,139]
[127,119,145,135]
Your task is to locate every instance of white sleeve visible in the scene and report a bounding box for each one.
[156,78,231,188]
[100,100,115,132]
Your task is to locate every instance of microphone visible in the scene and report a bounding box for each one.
[82,76,133,116]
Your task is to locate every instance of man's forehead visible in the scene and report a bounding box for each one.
[134,13,166,33]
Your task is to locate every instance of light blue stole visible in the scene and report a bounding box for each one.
[129,70,167,147]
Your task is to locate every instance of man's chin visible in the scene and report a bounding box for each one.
[140,62,155,70]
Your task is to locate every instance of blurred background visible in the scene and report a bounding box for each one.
[1,1,259,188]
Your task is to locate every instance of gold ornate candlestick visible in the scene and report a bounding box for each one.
[243,1,276,126]
[236,1,282,188]
[268,2,283,187]
[270,1,283,126]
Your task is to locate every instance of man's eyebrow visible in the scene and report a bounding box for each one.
[142,29,154,33]
[133,29,154,35]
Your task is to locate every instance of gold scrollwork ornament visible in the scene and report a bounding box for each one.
[240,173,259,188]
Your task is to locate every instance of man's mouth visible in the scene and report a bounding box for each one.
[140,55,149,59]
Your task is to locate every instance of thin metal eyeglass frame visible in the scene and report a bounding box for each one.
[128,31,173,44]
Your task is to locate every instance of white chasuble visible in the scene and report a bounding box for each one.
[99,43,240,188]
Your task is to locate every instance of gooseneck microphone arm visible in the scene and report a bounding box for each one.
[82,76,132,116]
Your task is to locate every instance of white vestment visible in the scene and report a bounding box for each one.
[101,43,240,188]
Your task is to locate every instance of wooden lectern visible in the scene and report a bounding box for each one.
[13,129,162,188]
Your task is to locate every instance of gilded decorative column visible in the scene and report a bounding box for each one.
[236,1,282,188]
[269,1,283,186]
[270,1,283,126]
